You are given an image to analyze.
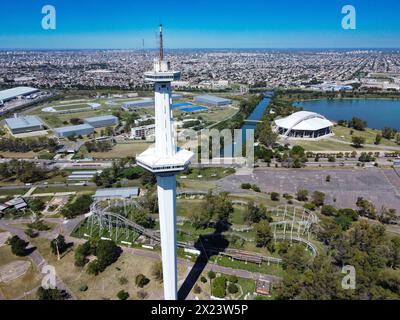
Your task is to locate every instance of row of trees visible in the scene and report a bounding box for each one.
[84,140,113,153]
[0,159,55,183]
[0,137,58,153]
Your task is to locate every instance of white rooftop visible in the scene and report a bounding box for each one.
[275,111,333,131]
[0,87,39,101]
[5,115,43,129]
[136,147,193,174]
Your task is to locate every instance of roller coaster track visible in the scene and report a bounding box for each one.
[89,201,319,264]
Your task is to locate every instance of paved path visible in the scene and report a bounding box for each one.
[0,220,77,300]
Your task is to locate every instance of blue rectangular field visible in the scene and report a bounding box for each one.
[171,102,193,109]
[180,106,208,112]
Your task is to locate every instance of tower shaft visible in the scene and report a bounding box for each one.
[156,174,177,300]
[154,82,175,157]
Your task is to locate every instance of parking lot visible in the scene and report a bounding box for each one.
[216,167,400,210]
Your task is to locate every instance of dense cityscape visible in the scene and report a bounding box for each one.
[1,49,400,90]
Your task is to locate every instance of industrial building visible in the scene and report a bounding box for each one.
[84,115,118,128]
[53,123,94,138]
[68,170,102,181]
[0,86,39,104]
[94,187,140,199]
[5,115,44,134]
[122,98,154,110]
[131,124,155,139]
[274,111,334,139]
[193,95,231,107]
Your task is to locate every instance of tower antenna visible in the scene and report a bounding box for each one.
[159,24,164,61]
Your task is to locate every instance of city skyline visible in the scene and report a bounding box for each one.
[1,0,400,49]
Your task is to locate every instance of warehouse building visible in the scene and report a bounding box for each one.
[84,115,118,128]
[122,98,154,110]
[0,86,40,104]
[94,187,140,199]
[5,115,44,134]
[274,111,334,139]
[193,95,231,107]
[53,123,94,138]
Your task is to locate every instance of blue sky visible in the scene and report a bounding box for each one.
[1,0,400,49]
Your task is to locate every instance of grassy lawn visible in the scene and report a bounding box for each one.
[0,151,38,159]
[0,246,42,300]
[89,142,152,159]
[29,237,188,300]
[333,125,399,147]
[177,199,205,218]
[293,139,384,152]
[211,255,284,277]
[0,188,29,197]
[178,179,217,190]
[33,186,96,195]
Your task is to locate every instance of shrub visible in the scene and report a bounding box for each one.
[87,260,101,275]
[135,274,150,288]
[270,192,280,201]
[208,270,216,280]
[118,277,128,285]
[193,284,202,294]
[200,276,207,283]
[296,189,308,201]
[117,290,129,300]
[227,283,239,294]
[151,261,163,282]
[79,285,88,292]
[137,291,148,300]
[241,183,251,189]
[251,184,261,192]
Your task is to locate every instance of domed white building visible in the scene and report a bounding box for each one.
[274,111,333,139]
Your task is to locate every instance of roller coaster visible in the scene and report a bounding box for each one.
[81,198,319,265]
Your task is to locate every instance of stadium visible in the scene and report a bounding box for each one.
[274,111,334,139]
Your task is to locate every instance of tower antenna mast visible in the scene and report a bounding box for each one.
[159,24,164,61]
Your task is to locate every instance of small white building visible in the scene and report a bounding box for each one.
[131,124,155,139]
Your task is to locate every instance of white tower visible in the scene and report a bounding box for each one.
[136,25,193,300]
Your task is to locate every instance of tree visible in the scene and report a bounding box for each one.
[282,245,310,272]
[312,191,325,207]
[151,261,163,282]
[270,192,280,201]
[296,189,308,201]
[382,127,396,140]
[374,133,382,145]
[74,241,92,267]
[8,235,29,256]
[321,204,336,216]
[61,194,93,219]
[95,240,122,271]
[254,220,273,248]
[50,235,68,257]
[356,197,377,219]
[351,136,365,148]
[37,287,67,300]
[227,283,239,294]
[244,201,267,224]
[130,207,154,228]
[208,270,216,280]
[258,123,278,147]
[349,117,367,131]
[117,290,130,300]
[241,183,251,189]
[135,274,150,288]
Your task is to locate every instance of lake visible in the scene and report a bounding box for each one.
[294,99,400,130]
